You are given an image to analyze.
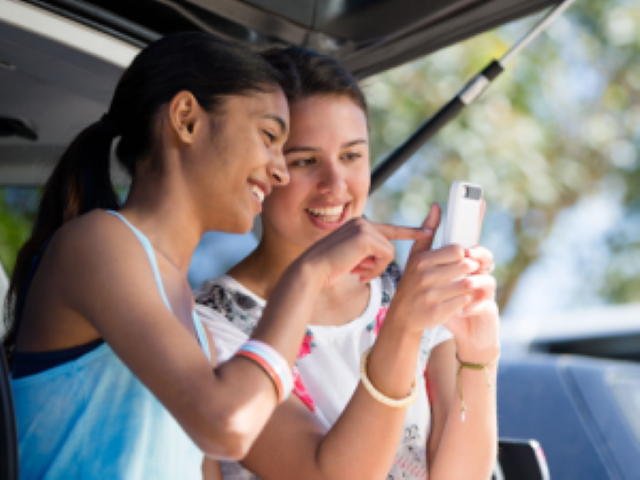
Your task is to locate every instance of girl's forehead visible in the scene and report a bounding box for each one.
[286,96,368,142]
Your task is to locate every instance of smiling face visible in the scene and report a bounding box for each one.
[187,88,290,234]
[260,95,370,251]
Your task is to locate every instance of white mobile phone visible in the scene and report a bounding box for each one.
[442,181,483,249]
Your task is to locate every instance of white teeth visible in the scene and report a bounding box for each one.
[307,205,345,216]
[306,204,346,222]
[251,185,265,203]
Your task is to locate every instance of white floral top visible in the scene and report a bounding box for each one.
[194,264,452,480]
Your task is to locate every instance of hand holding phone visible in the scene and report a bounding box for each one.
[442,181,484,248]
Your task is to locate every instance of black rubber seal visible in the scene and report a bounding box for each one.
[481,60,505,81]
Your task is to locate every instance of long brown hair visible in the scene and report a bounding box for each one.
[3,32,283,363]
[260,46,367,114]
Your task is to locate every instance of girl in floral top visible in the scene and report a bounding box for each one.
[196,47,500,479]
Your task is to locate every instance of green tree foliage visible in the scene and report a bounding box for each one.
[0,188,37,275]
[364,0,640,309]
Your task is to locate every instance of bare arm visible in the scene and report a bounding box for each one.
[427,338,499,476]
[50,213,430,460]
[426,246,500,480]
[202,328,223,479]
[239,320,423,480]
[426,339,457,463]
[202,459,223,480]
[427,340,498,480]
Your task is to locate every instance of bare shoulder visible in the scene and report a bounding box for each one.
[52,210,135,255]
[17,210,161,350]
[48,210,150,275]
[45,210,163,312]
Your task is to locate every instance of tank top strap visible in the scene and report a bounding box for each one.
[106,210,210,360]
[192,310,211,362]
[106,211,173,314]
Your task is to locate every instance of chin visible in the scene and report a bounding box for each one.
[230,218,254,235]
[212,211,255,235]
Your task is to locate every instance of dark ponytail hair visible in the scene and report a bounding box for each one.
[260,46,367,115]
[3,32,282,362]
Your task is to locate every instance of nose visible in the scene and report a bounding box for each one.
[267,149,290,186]
[318,160,347,196]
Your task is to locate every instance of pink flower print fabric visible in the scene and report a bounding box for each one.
[298,329,315,358]
[293,330,316,411]
[367,306,388,334]
[292,367,315,412]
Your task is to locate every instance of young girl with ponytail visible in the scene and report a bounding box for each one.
[3,33,430,479]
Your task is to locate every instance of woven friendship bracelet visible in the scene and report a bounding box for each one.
[359,349,418,409]
[455,352,500,422]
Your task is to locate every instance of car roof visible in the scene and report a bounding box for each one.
[0,0,560,186]
[16,0,559,78]
[501,303,640,361]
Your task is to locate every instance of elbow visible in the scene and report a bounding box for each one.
[193,403,262,461]
[212,412,256,461]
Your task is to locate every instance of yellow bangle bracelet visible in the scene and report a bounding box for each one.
[359,349,418,409]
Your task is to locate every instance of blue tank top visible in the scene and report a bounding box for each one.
[11,211,211,479]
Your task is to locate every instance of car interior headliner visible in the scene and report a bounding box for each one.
[0,0,560,186]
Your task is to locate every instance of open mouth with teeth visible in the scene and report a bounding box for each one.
[305,203,349,226]
[251,184,265,203]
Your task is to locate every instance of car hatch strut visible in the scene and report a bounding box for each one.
[369,0,578,194]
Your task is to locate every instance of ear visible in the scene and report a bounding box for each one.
[168,91,202,146]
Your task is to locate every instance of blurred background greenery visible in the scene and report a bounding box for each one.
[364,0,640,313]
[1,0,639,315]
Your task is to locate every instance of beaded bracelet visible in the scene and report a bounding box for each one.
[236,340,293,403]
[359,348,418,409]
[455,352,500,422]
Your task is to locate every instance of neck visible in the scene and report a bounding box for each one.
[230,229,365,304]
[119,161,203,275]
[230,232,301,300]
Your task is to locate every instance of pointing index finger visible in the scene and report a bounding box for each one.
[372,222,435,241]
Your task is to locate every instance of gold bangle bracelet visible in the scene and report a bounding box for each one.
[359,349,418,409]
[455,352,500,422]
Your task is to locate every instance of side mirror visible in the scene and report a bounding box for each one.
[493,438,550,480]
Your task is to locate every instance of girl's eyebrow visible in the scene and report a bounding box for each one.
[262,114,288,135]
[285,139,367,155]
[284,146,320,154]
[342,139,367,148]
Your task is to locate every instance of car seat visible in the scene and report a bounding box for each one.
[0,343,19,479]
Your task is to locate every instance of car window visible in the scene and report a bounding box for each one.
[0,262,7,338]
[608,374,640,446]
